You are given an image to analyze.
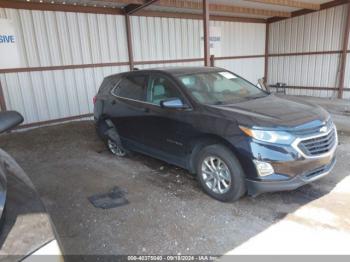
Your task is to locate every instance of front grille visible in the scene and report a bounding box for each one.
[298,128,336,156]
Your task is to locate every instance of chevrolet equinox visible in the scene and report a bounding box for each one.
[93,67,337,202]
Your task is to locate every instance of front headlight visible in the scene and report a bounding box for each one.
[239,126,295,145]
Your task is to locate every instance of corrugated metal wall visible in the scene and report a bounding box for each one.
[343,13,350,99]
[344,55,350,99]
[0,67,129,124]
[0,7,130,125]
[131,16,203,61]
[268,4,348,98]
[343,15,350,100]
[129,16,207,77]
[0,7,266,125]
[212,20,265,84]
[129,17,266,83]
[0,8,129,67]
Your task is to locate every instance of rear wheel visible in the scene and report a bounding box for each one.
[96,118,127,157]
[107,138,127,157]
[196,144,246,202]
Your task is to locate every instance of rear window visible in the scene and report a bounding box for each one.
[98,75,121,94]
[113,75,147,101]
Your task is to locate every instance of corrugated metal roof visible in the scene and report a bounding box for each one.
[12,0,332,19]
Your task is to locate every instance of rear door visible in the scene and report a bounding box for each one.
[107,73,149,145]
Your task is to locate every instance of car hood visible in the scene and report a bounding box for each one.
[205,94,329,130]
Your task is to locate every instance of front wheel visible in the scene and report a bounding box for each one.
[196,144,246,202]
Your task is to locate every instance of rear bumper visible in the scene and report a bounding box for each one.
[246,156,336,196]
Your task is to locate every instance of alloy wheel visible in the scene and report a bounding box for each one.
[201,156,232,194]
[107,139,126,157]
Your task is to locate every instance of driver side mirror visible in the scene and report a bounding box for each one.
[160,98,189,109]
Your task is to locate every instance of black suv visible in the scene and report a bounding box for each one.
[94,67,337,202]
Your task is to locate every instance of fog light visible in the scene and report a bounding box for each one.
[253,160,274,177]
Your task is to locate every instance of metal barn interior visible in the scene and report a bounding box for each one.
[0,0,349,128]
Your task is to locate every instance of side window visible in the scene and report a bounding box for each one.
[146,76,182,105]
[114,75,147,101]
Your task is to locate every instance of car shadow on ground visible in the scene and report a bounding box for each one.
[0,121,348,255]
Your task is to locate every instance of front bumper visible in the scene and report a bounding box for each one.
[246,156,336,196]
[238,126,338,196]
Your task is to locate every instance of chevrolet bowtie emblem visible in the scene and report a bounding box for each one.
[320,126,328,133]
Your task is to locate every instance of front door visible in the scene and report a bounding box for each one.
[141,73,197,165]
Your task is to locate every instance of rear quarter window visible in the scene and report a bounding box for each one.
[113,75,147,101]
[98,75,121,94]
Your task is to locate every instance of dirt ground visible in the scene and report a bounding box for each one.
[0,121,349,255]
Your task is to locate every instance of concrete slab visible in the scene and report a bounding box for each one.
[0,121,349,255]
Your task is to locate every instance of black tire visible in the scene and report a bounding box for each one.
[195,144,246,202]
[96,118,128,157]
[96,118,109,141]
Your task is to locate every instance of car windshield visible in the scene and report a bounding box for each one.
[178,71,267,105]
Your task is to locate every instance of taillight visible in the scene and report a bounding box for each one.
[93,96,97,105]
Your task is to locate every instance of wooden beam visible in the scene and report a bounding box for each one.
[156,0,290,17]
[0,80,7,112]
[203,0,210,66]
[125,14,135,70]
[125,0,160,15]
[338,3,350,99]
[246,0,320,10]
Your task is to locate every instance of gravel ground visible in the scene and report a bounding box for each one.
[0,121,349,255]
